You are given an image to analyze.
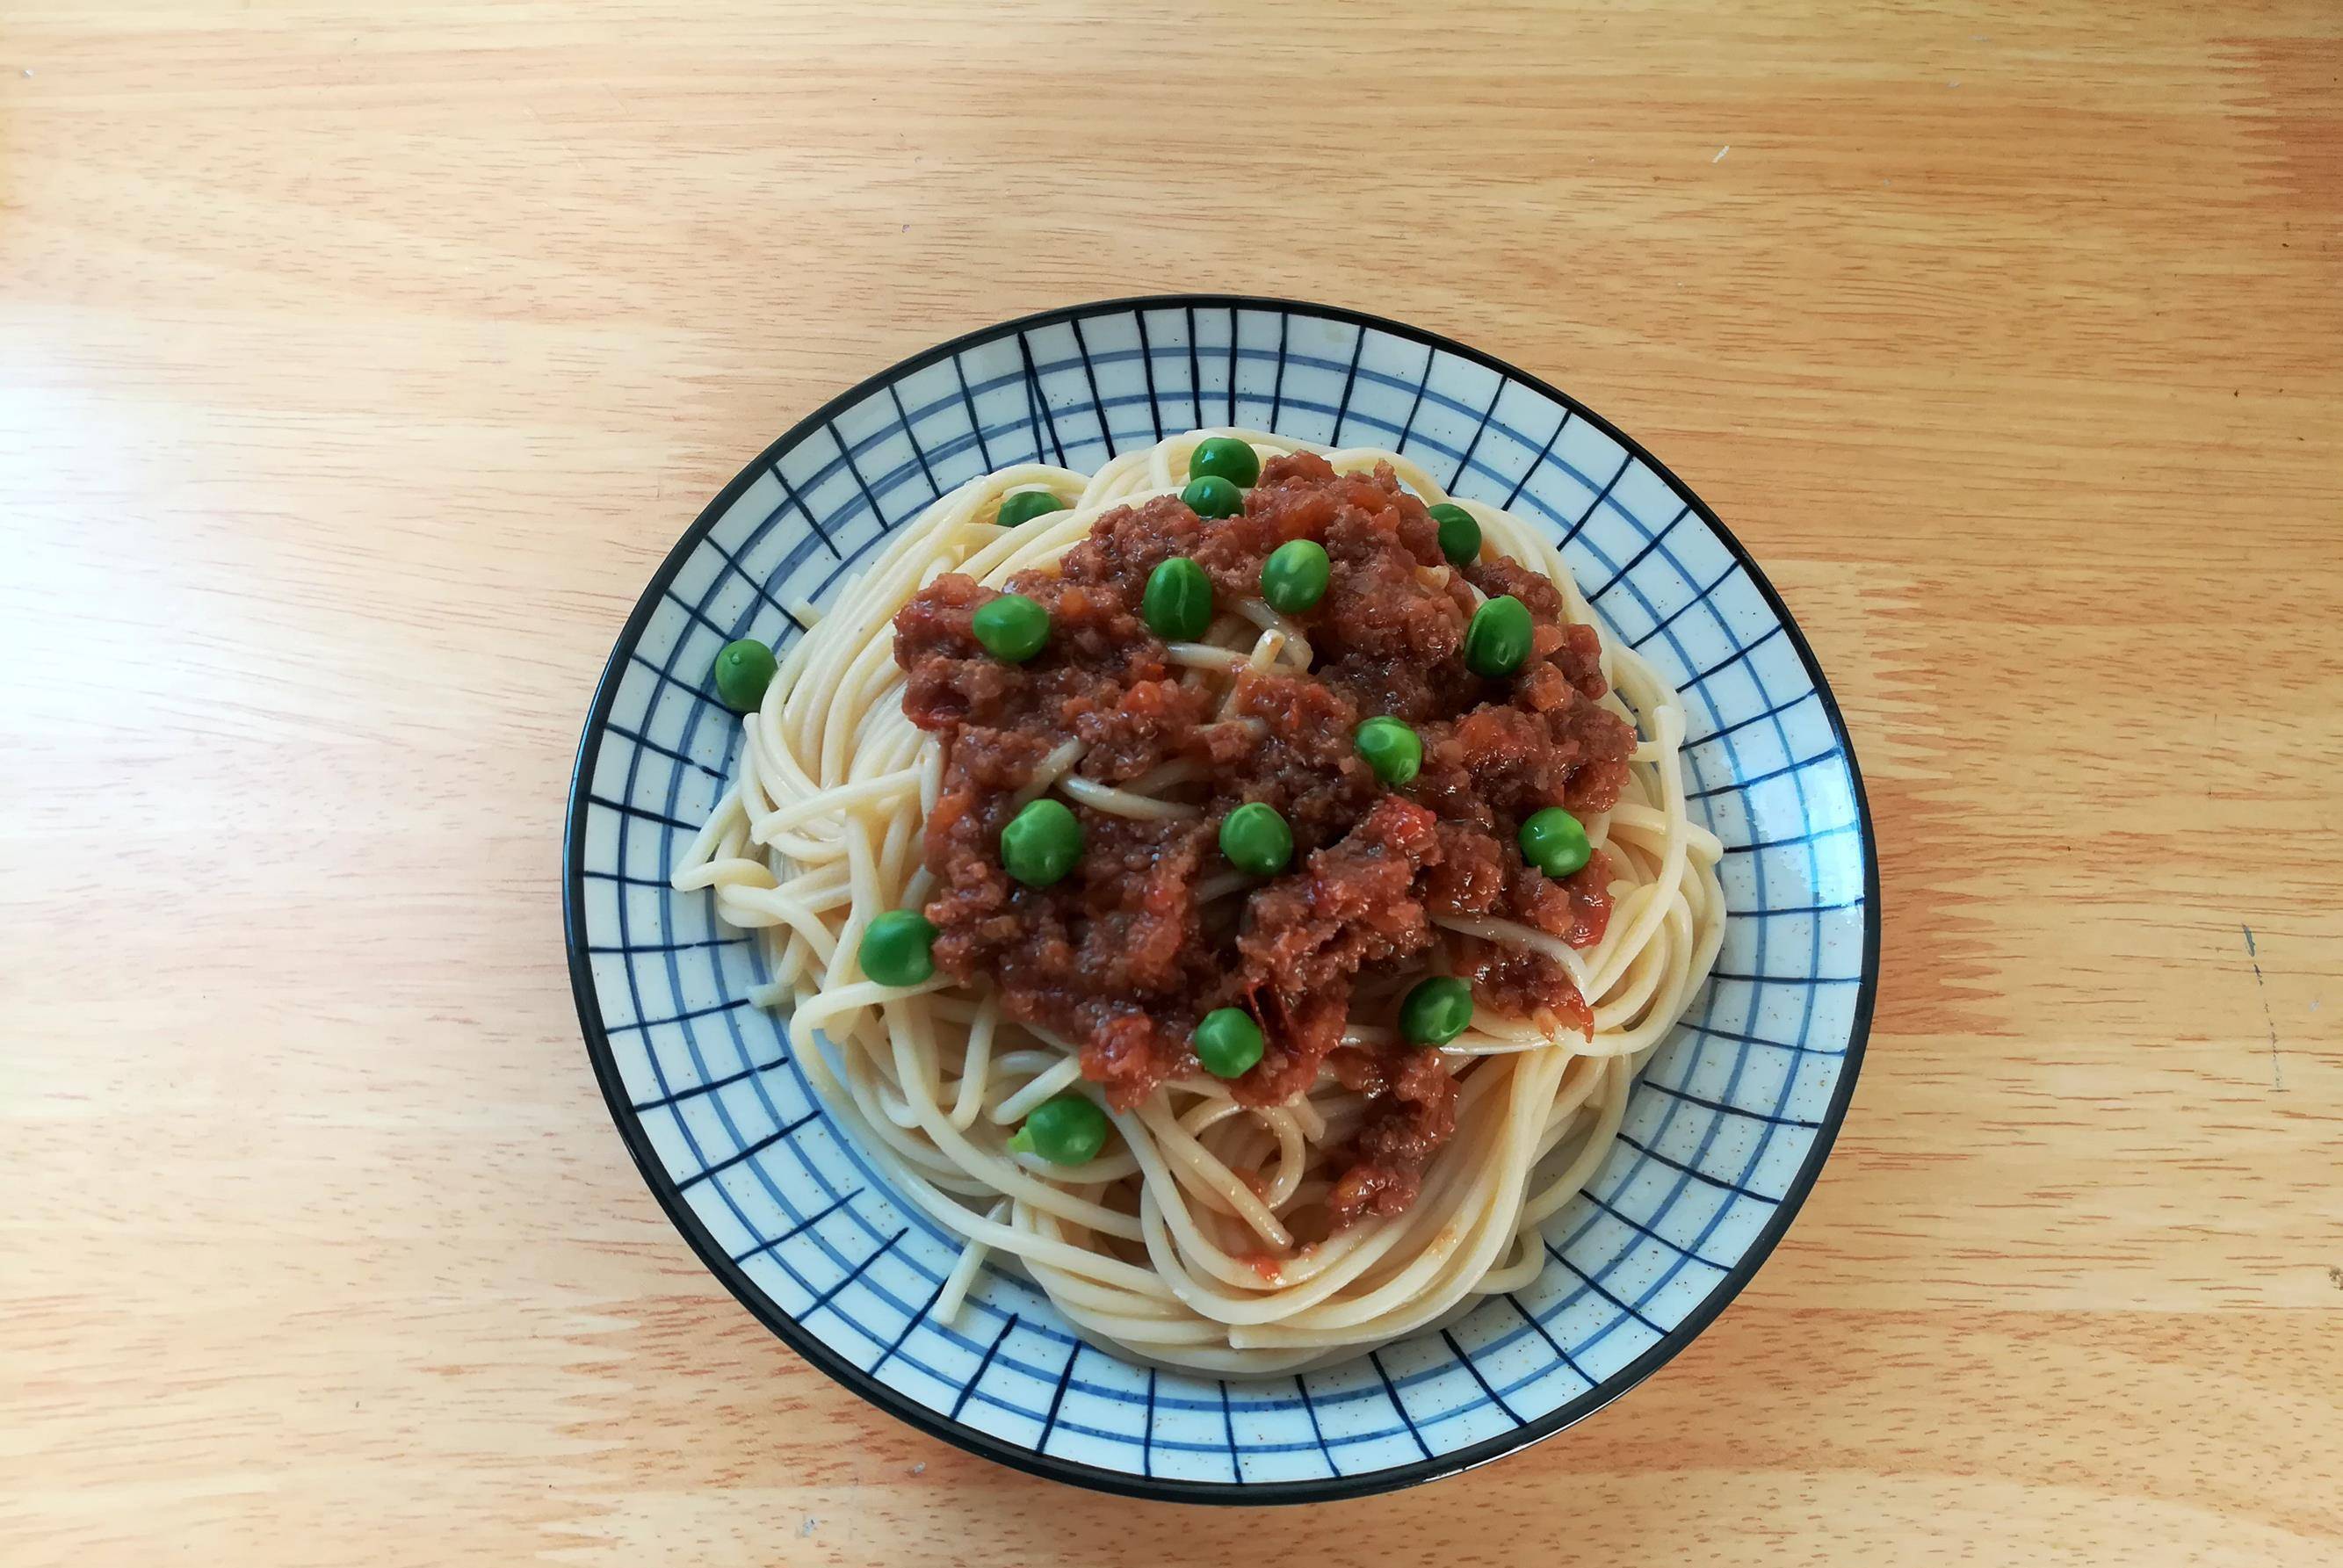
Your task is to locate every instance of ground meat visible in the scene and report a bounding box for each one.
[1325,1044,1460,1226]
[1508,849,1615,948]
[1421,821,1507,916]
[1235,797,1443,1091]
[893,452,1636,1219]
[1453,936,1597,1038]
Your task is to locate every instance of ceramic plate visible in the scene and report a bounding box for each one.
[562,296,1877,1502]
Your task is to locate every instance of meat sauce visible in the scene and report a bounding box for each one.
[894,453,1632,1224]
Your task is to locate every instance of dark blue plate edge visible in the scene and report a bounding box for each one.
[560,293,1880,1507]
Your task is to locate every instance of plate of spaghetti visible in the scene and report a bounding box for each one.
[565,297,1875,1501]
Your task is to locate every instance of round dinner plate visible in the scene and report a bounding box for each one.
[562,296,1877,1502]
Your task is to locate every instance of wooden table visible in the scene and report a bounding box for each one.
[7,3,2338,1563]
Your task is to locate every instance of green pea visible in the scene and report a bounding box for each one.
[1519,807,1592,878]
[1428,502,1481,566]
[859,908,937,986]
[1192,1008,1265,1079]
[1219,801,1293,877]
[1399,975,1474,1046]
[997,489,1068,529]
[1188,437,1262,488]
[1142,555,1214,641]
[1009,1092,1111,1165]
[1182,474,1244,520]
[1354,717,1422,786]
[1260,538,1330,615]
[712,638,777,712]
[970,592,1050,662]
[1000,797,1083,888]
[1464,595,1534,677]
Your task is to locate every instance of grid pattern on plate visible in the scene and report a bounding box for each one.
[568,300,1871,1499]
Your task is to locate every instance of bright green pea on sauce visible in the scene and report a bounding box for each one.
[1519,807,1592,877]
[1181,474,1244,520]
[1192,1007,1265,1079]
[1428,502,1481,566]
[971,592,1050,662]
[1219,801,1293,876]
[1354,716,1421,786]
[1001,798,1082,887]
[1399,976,1474,1046]
[1143,556,1213,641]
[1464,595,1533,677]
[1261,539,1329,615]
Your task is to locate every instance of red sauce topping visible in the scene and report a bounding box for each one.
[894,453,1633,1221]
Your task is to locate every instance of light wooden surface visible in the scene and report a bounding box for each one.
[5,2,2339,1563]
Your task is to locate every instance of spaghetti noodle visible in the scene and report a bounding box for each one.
[675,430,1725,1373]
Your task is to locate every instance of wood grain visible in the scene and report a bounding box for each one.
[4,2,2338,1563]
